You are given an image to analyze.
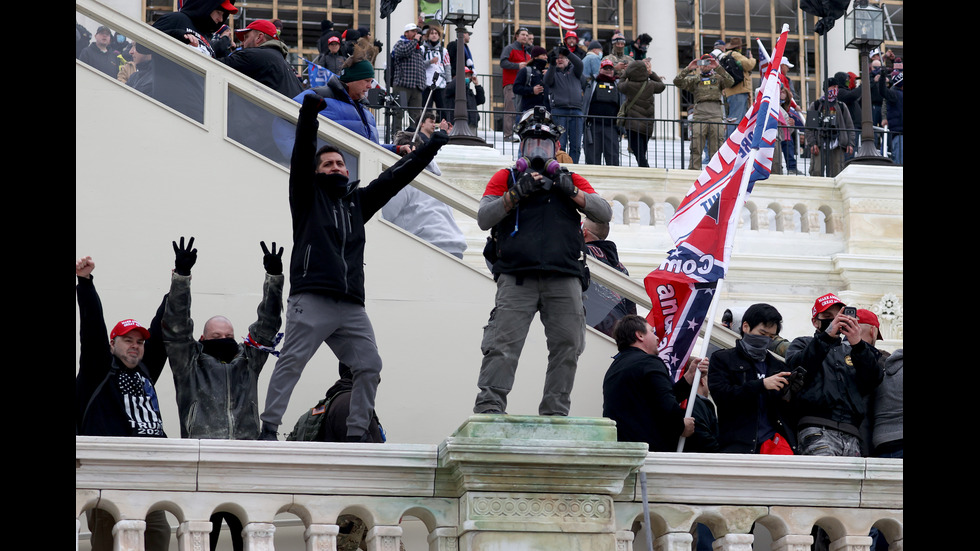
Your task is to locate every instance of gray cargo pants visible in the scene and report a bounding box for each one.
[474,273,586,415]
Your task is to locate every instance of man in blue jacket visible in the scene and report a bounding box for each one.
[260,93,448,441]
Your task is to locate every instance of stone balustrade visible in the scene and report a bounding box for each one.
[76,416,902,551]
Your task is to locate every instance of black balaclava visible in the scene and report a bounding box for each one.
[201,337,239,363]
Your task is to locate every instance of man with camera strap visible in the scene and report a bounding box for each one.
[473,107,612,416]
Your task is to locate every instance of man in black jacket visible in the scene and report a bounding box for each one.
[785,293,882,456]
[708,303,797,454]
[221,19,303,98]
[151,0,239,121]
[75,256,170,550]
[602,315,696,451]
[260,93,448,441]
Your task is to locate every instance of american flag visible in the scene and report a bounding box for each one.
[547,0,578,30]
[645,25,790,380]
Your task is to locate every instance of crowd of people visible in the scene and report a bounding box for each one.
[77,6,904,172]
[77,8,902,549]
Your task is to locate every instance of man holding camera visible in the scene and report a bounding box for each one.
[784,293,883,456]
[805,79,854,177]
[473,107,612,416]
[674,54,734,171]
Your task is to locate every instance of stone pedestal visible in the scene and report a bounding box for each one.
[436,415,648,551]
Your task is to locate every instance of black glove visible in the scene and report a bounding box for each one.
[261,241,284,275]
[509,172,538,203]
[554,170,578,198]
[173,236,197,276]
[419,129,449,155]
[559,47,570,57]
[300,92,326,115]
[374,40,383,50]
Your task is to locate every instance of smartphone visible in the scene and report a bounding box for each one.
[843,306,857,318]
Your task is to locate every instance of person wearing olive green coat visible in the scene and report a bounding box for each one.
[617,59,666,167]
[674,55,734,171]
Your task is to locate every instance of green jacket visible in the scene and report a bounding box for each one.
[674,65,734,120]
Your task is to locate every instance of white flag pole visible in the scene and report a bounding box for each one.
[675,275,726,452]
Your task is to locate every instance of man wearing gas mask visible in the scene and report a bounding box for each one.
[474,107,613,416]
[784,293,883,457]
[259,93,448,442]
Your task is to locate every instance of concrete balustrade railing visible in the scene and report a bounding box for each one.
[76,416,902,551]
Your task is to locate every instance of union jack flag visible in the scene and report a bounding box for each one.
[645,25,790,381]
[547,0,578,30]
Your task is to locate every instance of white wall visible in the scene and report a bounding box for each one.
[76,60,620,445]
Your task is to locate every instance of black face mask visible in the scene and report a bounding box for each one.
[531,59,547,71]
[816,317,834,333]
[740,334,771,361]
[201,338,239,363]
[315,172,351,198]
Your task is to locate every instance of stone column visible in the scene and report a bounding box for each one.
[615,529,634,551]
[243,522,276,551]
[771,534,814,551]
[305,524,340,551]
[365,525,403,551]
[888,539,902,551]
[711,533,754,551]
[176,520,214,551]
[829,535,872,551]
[113,519,146,551]
[438,415,648,551]
[428,526,458,551]
[654,531,692,551]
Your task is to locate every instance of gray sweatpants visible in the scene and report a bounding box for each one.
[261,292,382,438]
[474,273,586,415]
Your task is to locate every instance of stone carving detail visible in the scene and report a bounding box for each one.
[870,293,903,340]
[470,496,612,520]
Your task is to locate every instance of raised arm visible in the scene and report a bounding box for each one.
[161,236,199,378]
[244,241,286,375]
[76,256,110,379]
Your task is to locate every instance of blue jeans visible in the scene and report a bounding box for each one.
[781,139,798,172]
[725,93,749,135]
[551,108,583,163]
[891,134,903,165]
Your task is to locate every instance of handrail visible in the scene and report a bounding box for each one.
[75,0,658,323]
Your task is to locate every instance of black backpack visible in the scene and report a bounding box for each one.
[719,53,744,86]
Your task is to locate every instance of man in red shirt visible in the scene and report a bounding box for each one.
[474,107,612,416]
[499,27,532,142]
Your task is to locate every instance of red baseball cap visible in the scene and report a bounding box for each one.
[219,0,238,14]
[600,58,614,68]
[327,36,341,44]
[564,30,578,40]
[110,319,151,341]
[811,293,844,317]
[856,309,883,340]
[235,20,277,40]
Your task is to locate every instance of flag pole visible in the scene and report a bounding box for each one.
[675,277,726,452]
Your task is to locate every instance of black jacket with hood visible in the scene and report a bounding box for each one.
[287,93,446,305]
[151,0,234,121]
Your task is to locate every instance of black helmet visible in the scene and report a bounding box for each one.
[515,106,564,167]
[515,106,563,141]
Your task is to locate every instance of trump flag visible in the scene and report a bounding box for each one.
[644,25,789,380]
